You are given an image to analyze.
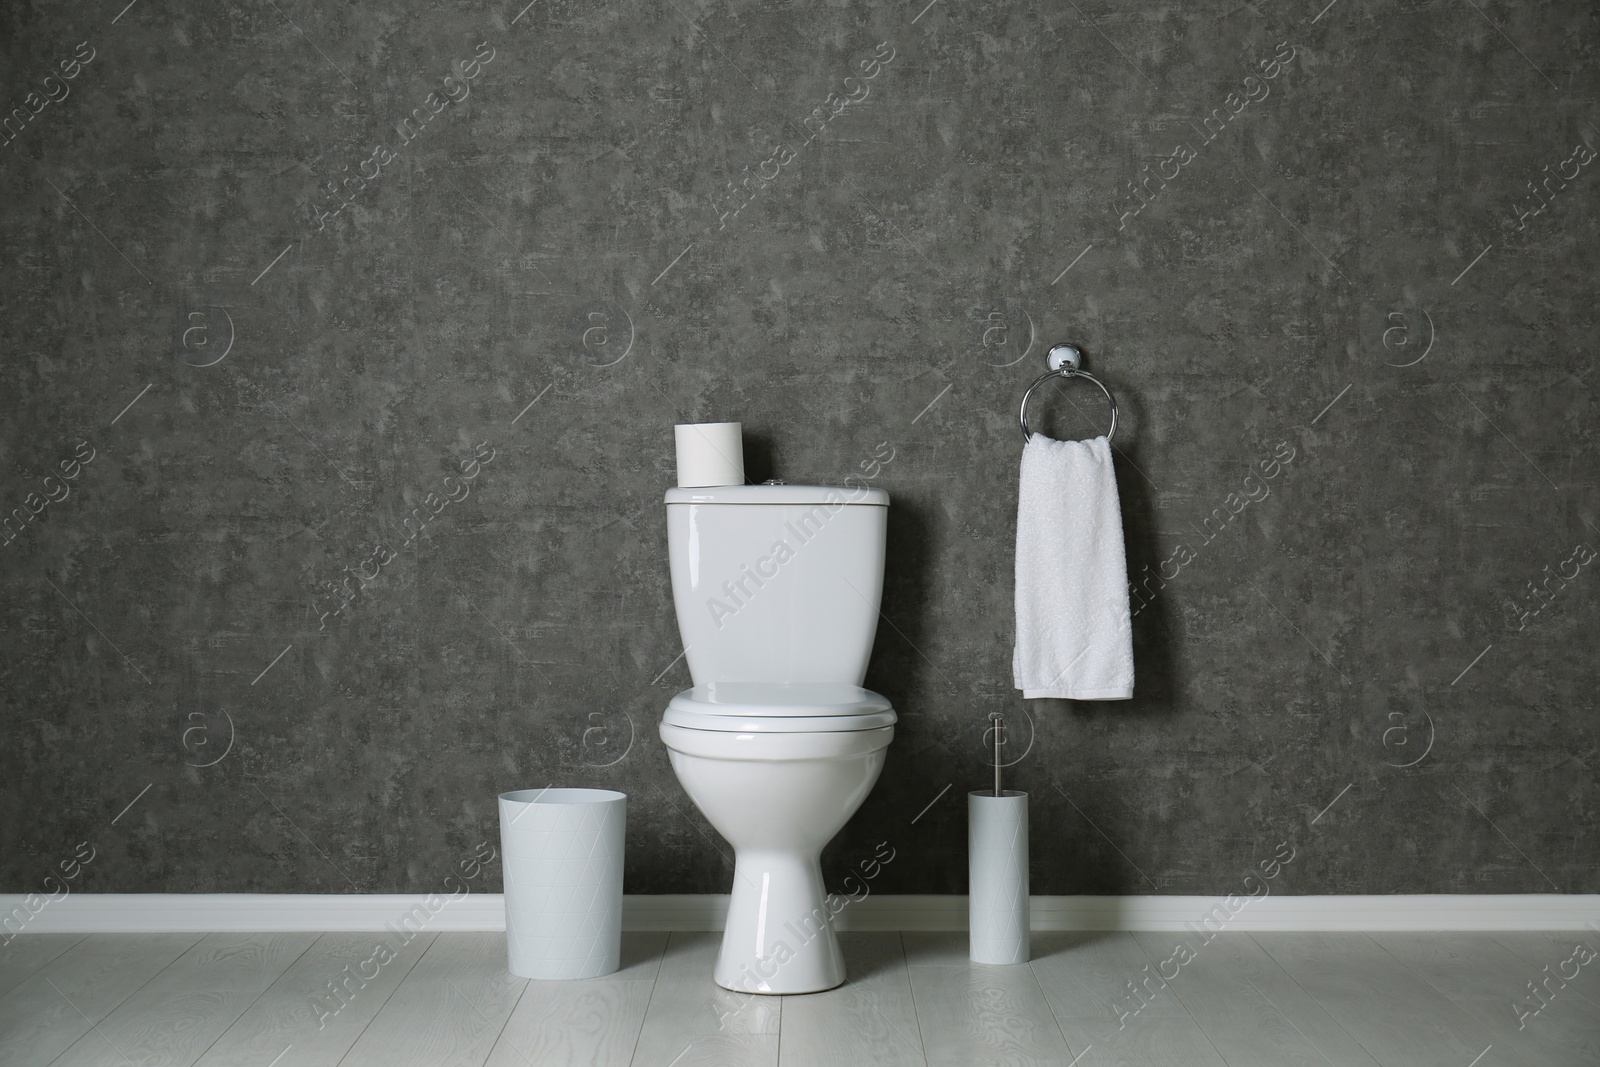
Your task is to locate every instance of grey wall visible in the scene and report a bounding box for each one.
[2,0,1596,900]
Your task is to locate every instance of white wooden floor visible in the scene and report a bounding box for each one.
[2,929,1597,1066]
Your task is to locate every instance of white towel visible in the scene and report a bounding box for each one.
[1013,434,1134,700]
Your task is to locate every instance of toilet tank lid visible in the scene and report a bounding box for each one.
[664,484,888,506]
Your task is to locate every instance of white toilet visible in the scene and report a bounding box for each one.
[659,482,895,994]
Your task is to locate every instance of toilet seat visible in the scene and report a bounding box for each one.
[660,722,893,760]
[663,682,896,733]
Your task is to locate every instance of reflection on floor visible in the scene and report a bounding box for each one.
[1,929,1596,1066]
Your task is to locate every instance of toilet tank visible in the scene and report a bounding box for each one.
[665,484,889,684]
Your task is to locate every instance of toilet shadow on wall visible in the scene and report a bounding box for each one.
[821,491,936,895]
[738,430,776,485]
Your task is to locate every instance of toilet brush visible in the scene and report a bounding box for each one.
[969,712,1030,964]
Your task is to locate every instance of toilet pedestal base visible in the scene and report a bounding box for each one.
[714,849,845,994]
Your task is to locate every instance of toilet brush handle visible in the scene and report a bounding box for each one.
[991,713,1005,797]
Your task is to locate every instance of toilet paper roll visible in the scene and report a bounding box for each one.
[674,422,745,488]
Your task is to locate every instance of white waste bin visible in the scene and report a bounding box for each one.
[499,788,626,980]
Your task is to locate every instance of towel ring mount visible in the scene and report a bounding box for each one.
[1018,343,1118,442]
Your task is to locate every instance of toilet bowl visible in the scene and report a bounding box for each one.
[660,683,894,992]
[659,483,895,994]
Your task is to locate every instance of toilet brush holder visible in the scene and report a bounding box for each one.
[969,789,1030,963]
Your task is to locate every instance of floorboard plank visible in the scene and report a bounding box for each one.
[1490,931,1600,1015]
[899,931,972,967]
[629,932,778,1067]
[0,934,86,998]
[0,933,199,1067]
[1374,932,1600,1067]
[1128,931,1381,1067]
[1252,932,1502,1067]
[47,932,317,1067]
[1063,1016,1230,1067]
[1029,932,1191,1023]
[907,959,1074,1067]
[484,932,665,1067]
[192,931,437,1067]
[336,932,526,1067]
[778,933,926,1067]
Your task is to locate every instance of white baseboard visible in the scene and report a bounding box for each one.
[3,893,1597,935]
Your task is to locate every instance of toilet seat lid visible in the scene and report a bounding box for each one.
[663,682,896,733]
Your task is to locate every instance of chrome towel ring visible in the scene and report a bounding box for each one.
[1018,343,1118,443]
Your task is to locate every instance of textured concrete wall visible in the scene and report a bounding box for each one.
[2,0,1595,899]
